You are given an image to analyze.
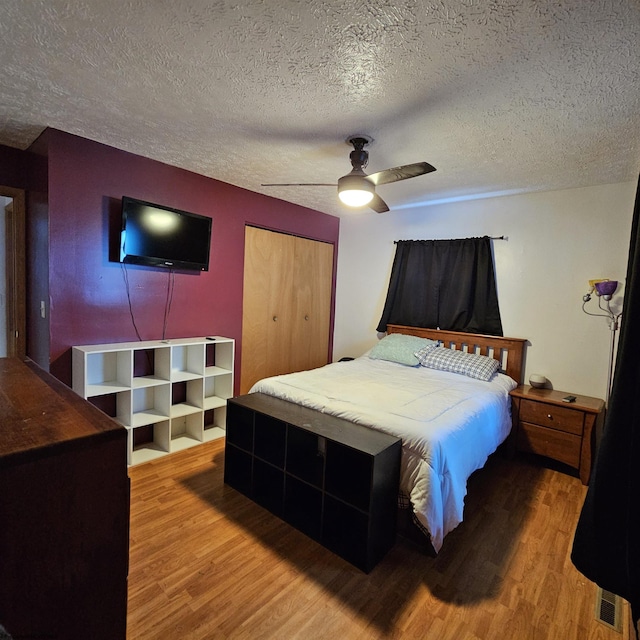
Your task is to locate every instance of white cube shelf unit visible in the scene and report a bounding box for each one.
[72,336,234,465]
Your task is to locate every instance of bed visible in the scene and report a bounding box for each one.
[249,325,526,552]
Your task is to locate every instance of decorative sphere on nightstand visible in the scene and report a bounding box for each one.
[529,374,547,388]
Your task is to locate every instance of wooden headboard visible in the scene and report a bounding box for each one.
[387,324,527,385]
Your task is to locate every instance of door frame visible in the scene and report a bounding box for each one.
[1,186,26,358]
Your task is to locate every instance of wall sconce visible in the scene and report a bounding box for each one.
[582,279,623,403]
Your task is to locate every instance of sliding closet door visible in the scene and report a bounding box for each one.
[241,227,295,394]
[290,235,333,374]
[240,226,333,395]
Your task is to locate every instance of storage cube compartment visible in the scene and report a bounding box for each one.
[115,391,133,426]
[286,427,324,488]
[325,443,373,511]
[203,373,232,410]
[131,385,170,427]
[84,350,131,395]
[130,421,171,465]
[206,340,234,372]
[170,412,203,452]
[133,348,154,377]
[284,476,322,540]
[170,344,204,381]
[132,348,170,386]
[170,379,203,418]
[226,402,254,451]
[323,496,370,571]
[89,391,131,426]
[224,445,253,495]
[254,414,286,467]
[88,393,118,418]
[204,407,227,437]
[253,459,284,515]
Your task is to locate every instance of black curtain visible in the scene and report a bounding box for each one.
[572,176,640,633]
[376,236,503,335]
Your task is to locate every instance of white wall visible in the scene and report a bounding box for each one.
[334,181,636,400]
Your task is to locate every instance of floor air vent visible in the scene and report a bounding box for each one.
[595,586,622,632]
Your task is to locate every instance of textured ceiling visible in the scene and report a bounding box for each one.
[0,0,638,217]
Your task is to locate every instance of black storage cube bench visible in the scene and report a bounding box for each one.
[224,393,401,572]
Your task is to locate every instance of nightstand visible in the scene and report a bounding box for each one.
[509,385,605,485]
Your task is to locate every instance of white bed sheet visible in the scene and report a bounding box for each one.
[250,355,517,552]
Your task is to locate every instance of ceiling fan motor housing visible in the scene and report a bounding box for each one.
[348,136,371,171]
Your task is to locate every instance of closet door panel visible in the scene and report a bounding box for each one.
[241,227,295,394]
[290,236,333,374]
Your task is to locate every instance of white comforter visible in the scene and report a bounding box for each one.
[250,356,517,552]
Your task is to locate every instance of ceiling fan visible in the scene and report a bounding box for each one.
[261,135,436,213]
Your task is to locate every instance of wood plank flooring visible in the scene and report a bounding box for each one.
[127,438,631,639]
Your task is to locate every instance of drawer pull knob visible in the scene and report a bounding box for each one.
[547,414,553,419]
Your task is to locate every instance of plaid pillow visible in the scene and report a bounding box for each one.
[415,346,500,381]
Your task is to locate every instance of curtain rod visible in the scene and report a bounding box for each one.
[394,236,506,243]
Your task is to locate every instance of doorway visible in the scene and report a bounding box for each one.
[0,186,26,358]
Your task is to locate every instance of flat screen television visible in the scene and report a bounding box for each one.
[119,196,212,271]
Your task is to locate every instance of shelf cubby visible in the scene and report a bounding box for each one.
[130,420,171,466]
[132,347,170,387]
[204,374,232,410]
[131,385,171,427]
[81,349,132,397]
[170,344,204,381]
[170,412,204,452]
[203,409,226,441]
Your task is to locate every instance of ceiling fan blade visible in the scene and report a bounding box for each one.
[261,183,337,187]
[369,193,389,214]
[367,162,436,186]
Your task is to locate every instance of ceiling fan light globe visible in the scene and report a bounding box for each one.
[337,174,374,207]
[338,189,374,207]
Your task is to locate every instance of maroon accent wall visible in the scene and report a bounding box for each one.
[0,143,29,188]
[25,133,51,368]
[41,130,339,387]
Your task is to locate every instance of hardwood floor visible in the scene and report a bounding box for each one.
[127,438,631,639]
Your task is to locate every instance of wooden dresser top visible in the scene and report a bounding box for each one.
[0,357,125,466]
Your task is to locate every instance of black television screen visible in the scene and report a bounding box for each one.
[120,197,212,271]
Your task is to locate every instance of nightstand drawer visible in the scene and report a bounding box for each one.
[517,422,582,468]
[519,399,584,435]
